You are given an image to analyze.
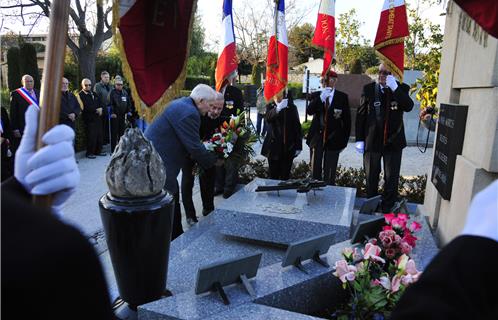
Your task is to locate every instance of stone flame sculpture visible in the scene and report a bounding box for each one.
[105,128,166,198]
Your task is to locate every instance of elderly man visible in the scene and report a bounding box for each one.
[306,70,351,185]
[59,77,81,131]
[109,76,131,152]
[78,78,106,159]
[145,84,219,239]
[94,71,112,145]
[9,74,40,155]
[355,63,414,212]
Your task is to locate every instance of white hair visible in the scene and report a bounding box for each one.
[190,84,217,102]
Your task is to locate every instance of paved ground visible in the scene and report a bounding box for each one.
[59,100,433,301]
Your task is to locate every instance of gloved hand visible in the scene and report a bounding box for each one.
[461,180,498,242]
[14,105,80,218]
[320,87,332,102]
[295,150,301,157]
[276,99,288,112]
[355,141,365,154]
[386,75,398,92]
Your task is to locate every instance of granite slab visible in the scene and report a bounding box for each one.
[214,178,356,245]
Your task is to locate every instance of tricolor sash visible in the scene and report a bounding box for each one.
[16,88,39,109]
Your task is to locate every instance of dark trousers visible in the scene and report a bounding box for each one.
[215,161,238,193]
[199,167,216,213]
[256,113,266,136]
[268,154,293,180]
[103,106,110,144]
[85,120,103,156]
[311,141,324,180]
[110,115,126,152]
[363,150,402,212]
[323,149,341,185]
[172,187,184,240]
[181,159,217,219]
[1,144,13,182]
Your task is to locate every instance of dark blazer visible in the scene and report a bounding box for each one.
[306,89,351,151]
[355,81,414,152]
[59,91,81,129]
[391,235,498,320]
[261,98,303,160]
[109,88,132,115]
[145,97,217,194]
[221,85,244,121]
[78,90,101,123]
[1,178,113,319]
[9,88,40,134]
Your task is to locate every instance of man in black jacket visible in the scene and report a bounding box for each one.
[59,77,81,130]
[355,63,414,212]
[9,74,40,154]
[109,77,132,152]
[307,70,351,185]
[262,91,303,180]
[78,78,106,159]
[1,106,13,181]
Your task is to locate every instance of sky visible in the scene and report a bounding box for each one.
[198,0,447,52]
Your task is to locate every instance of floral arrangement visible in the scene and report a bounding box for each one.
[203,111,256,163]
[332,213,422,320]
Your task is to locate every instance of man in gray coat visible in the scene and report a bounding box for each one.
[145,84,218,239]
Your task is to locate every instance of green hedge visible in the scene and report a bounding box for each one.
[287,82,305,99]
[301,120,312,138]
[184,76,214,90]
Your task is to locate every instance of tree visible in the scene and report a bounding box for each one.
[335,8,368,72]
[1,0,113,84]
[288,23,322,66]
[7,47,21,91]
[189,13,205,57]
[19,42,40,89]
[251,64,262,87]
[350,59,363,74]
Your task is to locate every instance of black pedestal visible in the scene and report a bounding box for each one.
[99,190,174,307]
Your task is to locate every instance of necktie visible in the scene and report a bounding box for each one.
[323,97,329,146]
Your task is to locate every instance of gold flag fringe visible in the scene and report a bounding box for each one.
[112,0,197,123]
[375,50,404,82]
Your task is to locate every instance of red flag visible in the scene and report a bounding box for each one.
[114,0,197,121]
[264,0,288,103]
[215,0,238,92]
[374,0,409,81]
[312,0,336,76]
[454,0,498,39]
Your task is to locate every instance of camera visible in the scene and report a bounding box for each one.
[425,106,436,115]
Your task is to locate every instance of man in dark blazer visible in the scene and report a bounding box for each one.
[9,74,40,154]
[59,77,81,130]
[145,84,218,239]
[307,70,351,185]
[262,91,303,180]
[355,63,414,212]
[78,78,106,159]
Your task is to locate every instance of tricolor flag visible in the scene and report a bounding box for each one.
[114,0,197,121]
[374,0,409,81]
[215,0,238,92]
[264,0,288,103]
[312,0,336,76]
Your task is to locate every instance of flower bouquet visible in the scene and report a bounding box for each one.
[331,213,422,320]
[203,111,256,164]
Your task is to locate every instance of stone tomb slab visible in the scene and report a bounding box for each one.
[214,178,356,245]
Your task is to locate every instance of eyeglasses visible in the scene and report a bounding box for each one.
[115,84,123,86]
[84,84,92,87]
[378,70,391,76]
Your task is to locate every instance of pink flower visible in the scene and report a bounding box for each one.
[333,260,357,283]
[406,259,421,277]
[371,279,381,286]
[379,230,399,248]
[379,275,402,292]
[385,248,397,259]
[391,217,407,230]
[408,221,422,233]
[400,241,413,255]
[368,238,378,245]
[363,243,385,264]
[391,275,402,292]
[379,276,391,290]
[382,225,393,231]
[403,233,418,248]
[384,213,396,224]
[401,274,416,286]
[397,213,409,221]
[342,247,354,260]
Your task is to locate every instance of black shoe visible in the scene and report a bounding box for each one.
[186,217,198,226]
[97,152,107,156]
[214,188,223,196]
[86,154,96,159]
[202,208,214,216]
[223,190,234,199]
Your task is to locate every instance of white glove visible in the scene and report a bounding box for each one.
[386,75,398,92]
[320,87,332,102]
[355,141,365,154]
[276,99,288,112]
[14,105,80,217]
[461,180,498,242]
[295,150,301,157]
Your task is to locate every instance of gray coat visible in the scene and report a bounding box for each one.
[145,97,216,194]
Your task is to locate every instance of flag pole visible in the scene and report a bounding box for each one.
[273,0,279,62]
[32,0,71,207]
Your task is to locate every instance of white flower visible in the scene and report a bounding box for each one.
[227,142,233,153]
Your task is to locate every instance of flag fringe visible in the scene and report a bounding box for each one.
[374,37,406,50]
[112,0,197,123]
[375,50,404,81]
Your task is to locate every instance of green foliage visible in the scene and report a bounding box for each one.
[74,114,87,153]
[288,23,323,65]
[187,53,217,77]
[301,120,312,138]
[238,59,253,76]
[251,64,262,87]
[19,43,40,90]
[95,48,123,81]
[1,88,10,108]
[287,82,304,99]
[184,76,213,90]
[350,59,363,74]
[7,47,21,91]
[189,13,205,57]
[64,52,80,91]
[366,66,379,75]
[179,90,192,97]
[336,9,368,72]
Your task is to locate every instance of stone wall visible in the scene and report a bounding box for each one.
[420,1,498,244]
